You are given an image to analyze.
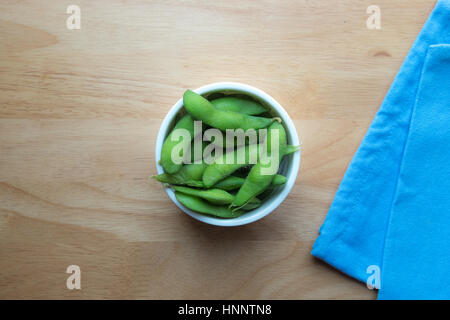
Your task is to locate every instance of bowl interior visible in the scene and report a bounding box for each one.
[155,82,300,226]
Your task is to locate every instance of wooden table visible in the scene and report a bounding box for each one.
[0,0,436,299]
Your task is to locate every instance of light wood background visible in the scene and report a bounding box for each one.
[0,0,436,299]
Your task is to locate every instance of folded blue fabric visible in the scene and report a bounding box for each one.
[312,0,450,300]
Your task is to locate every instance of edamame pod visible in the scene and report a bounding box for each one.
[272,174,287,186]
[232,160,277,207]
[267,121,288,154]
[172,186,234,205]
[211,97,266,115]
[151,173,203,188]
[241,197,262,211]
[151,162,207,187]
[212,176,246,190]
[175,191,243,219]
[183,90,275,131]
[232,122,288,207]
[202,144,259,188]
[284,144,300,156]
[161,114,195,174]
[213,174,287,191]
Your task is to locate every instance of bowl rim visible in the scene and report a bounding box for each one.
[155,82,301,226]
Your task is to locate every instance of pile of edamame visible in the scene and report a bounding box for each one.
[152,90,300,219]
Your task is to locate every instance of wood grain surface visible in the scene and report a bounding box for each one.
[0,0,436,299]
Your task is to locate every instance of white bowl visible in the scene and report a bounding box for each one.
[155,82,301,226]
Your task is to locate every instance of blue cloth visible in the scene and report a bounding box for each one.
[312,0,450,300]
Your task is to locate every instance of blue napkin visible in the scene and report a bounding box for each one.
[311,0,450,299]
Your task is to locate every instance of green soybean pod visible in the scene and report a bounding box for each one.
[246,175,288,202]
[241,197,262,211]
[266,121,288,154]
[172,186,234,205]
[284,144,300,156]
[228,174,288,207]
[232,160,277,207]
[232,122,287,207]
[183,90,275,131]
[161,114,195,174]
[202,143,259,188]
[151,174,203,188]
[151,162,206,187]
[211,97,266,116]
[212,174,286,191]
[272,174,287,186]
[213,176,245,191]
[168,163,206,181]
[175,191,243,219]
